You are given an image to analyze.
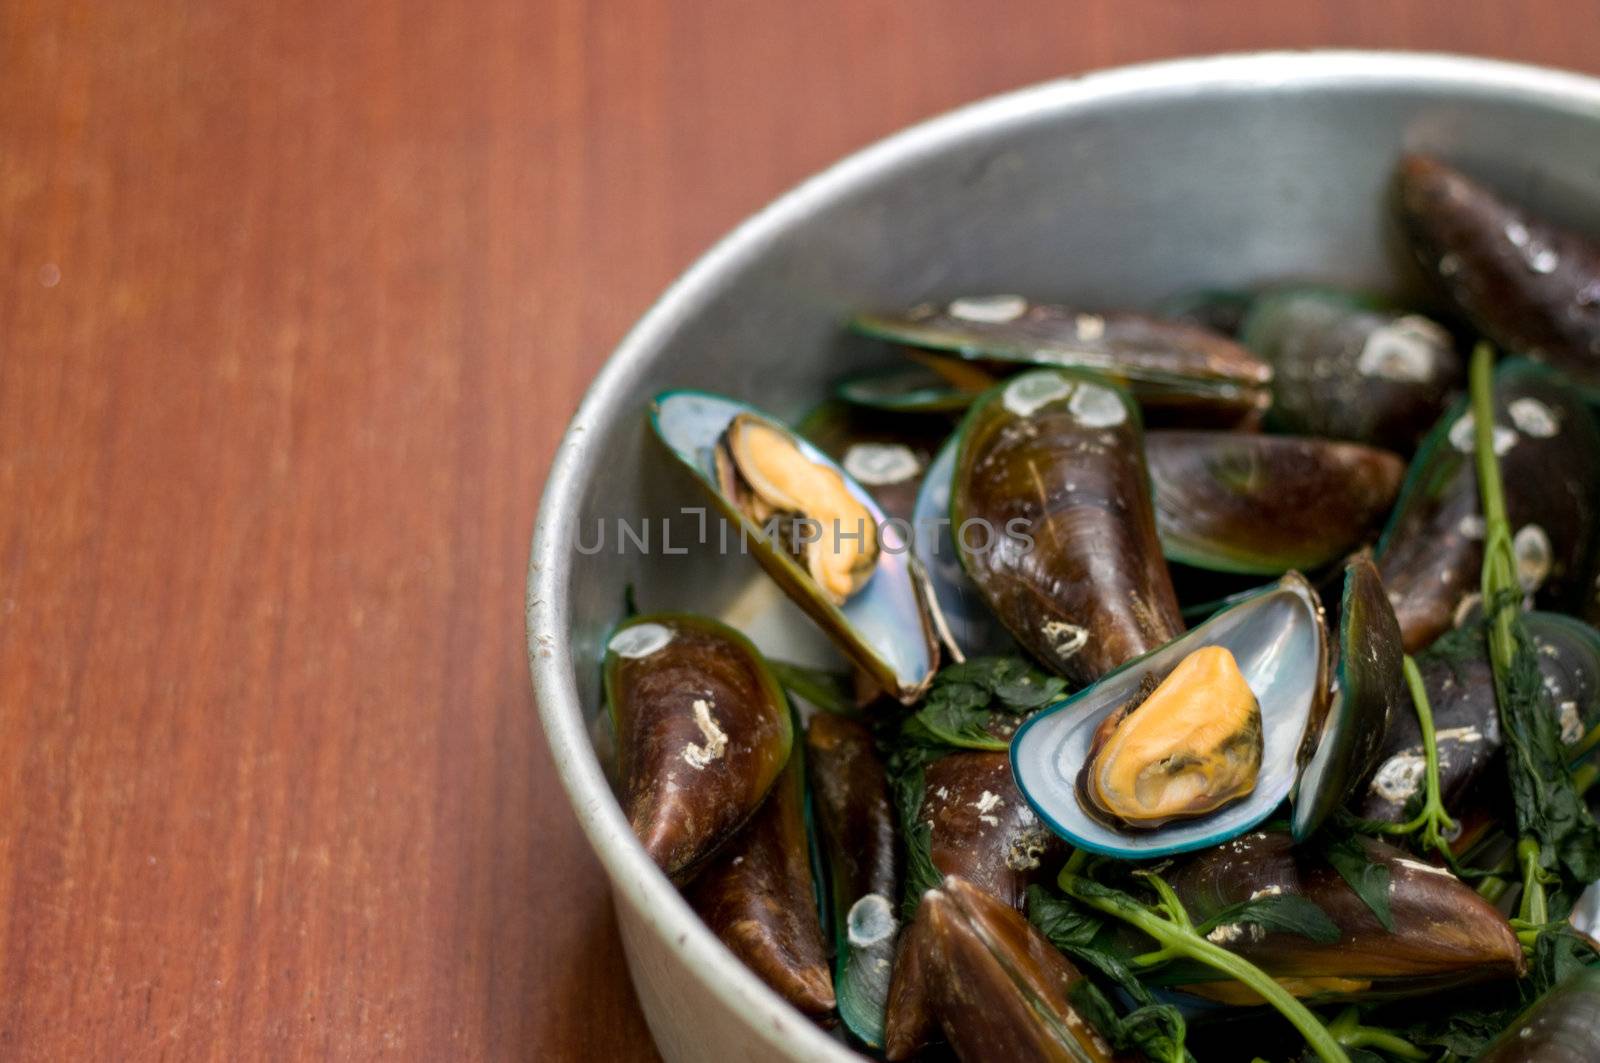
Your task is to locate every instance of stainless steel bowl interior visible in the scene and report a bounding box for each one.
[529,51,1600,1061]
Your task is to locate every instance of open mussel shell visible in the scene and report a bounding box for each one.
[883,875,1121,1063]
[651,391,939,702]
[1376,358,1600,654]
[1476,968,1600,1063]
[910,436,1016,660]
[1290,556,1406,840]
[687,749,835,1018]
[807,714,900,1047]
[1399,154,1600,399]
[835,364,979,414]
[1239,288,1463,451]
[1146,431,1406,575]
[603,613,793,880]
[921,751,1065,911]
[1161,831,1524,1001]
[851,296,1273,426]
[952,369,1184,685]
[1012,573,1328,859]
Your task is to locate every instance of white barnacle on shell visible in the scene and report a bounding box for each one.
[608,622,673,659]
[949,294,1028,324]
[1002,373,1073,419]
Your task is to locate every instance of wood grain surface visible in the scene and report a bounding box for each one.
[4,1,1599,1058]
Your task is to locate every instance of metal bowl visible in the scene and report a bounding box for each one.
[528,51,1600,1061]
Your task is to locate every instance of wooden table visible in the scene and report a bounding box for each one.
[4,1,1598,1058]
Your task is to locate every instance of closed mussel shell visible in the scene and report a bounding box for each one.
[883,875,1124,1063]
[687,751,835,1018]
[1147,431,1406,575]
[852,296,1272,426]
[1290,556,1407,840]
[604,614,793,881]
[1164,831,1524,1001]
[1360,613,1600,836]
[807,714,900,1046]
[1399,154,1600,399]
[1376,358,1600,654]
[919,751,1064,912]
[952,369,1183,685]
[1239,287,1463,451]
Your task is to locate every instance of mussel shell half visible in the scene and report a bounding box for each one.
[1239,288,1463,452]
[652,391,939,702]
[835,365,980,414]
[1475,968,1600,1063]
[852,298,1272,424]
[911,435,1016,660]
[603,613,793,881]
[883,875,1120,1063]
[952,369,1184,685]
[1162,831,1524,1000]
[1012,573,1329,859]
[687,750,835,1017]
[807,714,900,1047]
[1399,154,1600,399]
[1290,556,1407,840]
[1376,358,1600,654]
[1147,431,1406,575]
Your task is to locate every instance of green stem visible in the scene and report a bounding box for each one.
[1060,872,1349,1063]
[1328,1008,1428,1061]
[1470,342,1518,680]
[1373,657,1458,859]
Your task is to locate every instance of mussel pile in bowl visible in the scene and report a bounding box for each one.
[598,156,1600,1062]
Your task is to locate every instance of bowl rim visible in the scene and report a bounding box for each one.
[527,49,1600,1058]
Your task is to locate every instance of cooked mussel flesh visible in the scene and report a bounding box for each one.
[1077,646,1263,829]
[716,412,880,605]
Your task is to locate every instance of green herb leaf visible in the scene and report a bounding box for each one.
[1028,887,1191,1063]
[1322,832,1393,932]
[893,764,941,920]
[1195,893,1341,944]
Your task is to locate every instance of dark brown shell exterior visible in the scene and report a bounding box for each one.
[1165,831,1523,1000]
[1240,289,1464,452]
[1147,431,1406,575]
[952,370,1184,685]
[1400,154,1600,397]
[883,875,1124,1063]
[603,614,792,881]
[921,751,1065,912]
[686,753,834,1018]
